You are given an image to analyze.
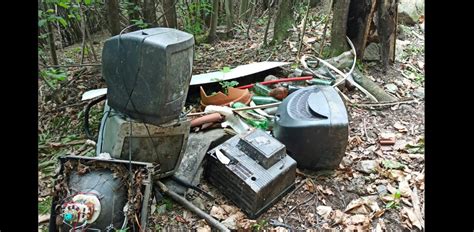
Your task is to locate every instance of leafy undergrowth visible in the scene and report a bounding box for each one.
[38,7,424,231]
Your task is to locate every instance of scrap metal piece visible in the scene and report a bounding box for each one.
[163,129,232,195]
[190,62,290,86]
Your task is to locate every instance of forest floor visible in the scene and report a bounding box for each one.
[38,10,425,231]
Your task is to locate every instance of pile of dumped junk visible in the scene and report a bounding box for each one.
[48,27,349,231]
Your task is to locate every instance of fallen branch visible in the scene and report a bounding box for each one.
[49,139,87,148]
[334,85,353,103]
[78,146,94,156]
[284,179,307,206]
[352,69,397,102]
[40,63,102,68]
[283,194,316,223]
[350,99,418,107]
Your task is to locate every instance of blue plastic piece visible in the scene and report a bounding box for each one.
[64,213,73,222]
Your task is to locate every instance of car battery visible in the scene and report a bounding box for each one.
[205,129,296,219]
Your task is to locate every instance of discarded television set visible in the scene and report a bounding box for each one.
[205,129,297,218]
[96,103,190,179]
[48,156,154,232]
[273,86,349,170]
[101,27,194,126]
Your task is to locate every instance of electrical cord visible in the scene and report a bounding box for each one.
[117,27,161,162]
[84,95,107,141]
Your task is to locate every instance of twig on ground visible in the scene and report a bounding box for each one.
[314,193,319,225]
[363,117,369,142]
[49,140,87,147]
[351,99,418,107]
[332,179,346,207]
[284,179,307,206]
[40,63,102,68]
[283,194,316,223]
[78,147,94,156]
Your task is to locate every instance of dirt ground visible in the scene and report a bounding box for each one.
[38,9,424,231]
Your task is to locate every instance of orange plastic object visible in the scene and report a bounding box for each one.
[190,112,223,128]
[200,86,252,107]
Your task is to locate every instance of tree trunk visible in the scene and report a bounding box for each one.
[43,2,58,66]
[163,0,177,28]
[263,1,274,46]
[330,0,350,56]
[224,0,233,37]
[346,0,376,58]
[143,0,157,27]
[262,0,269,10]
[207,0,219,43]
[246,0,257,39]
[105,0,121,35]
[84,16,98,62]
[78,2,88,64]
[377,0,397,71]
[271,0,296,45]
[204,1,212,28]
[310,0,321,7]
[297,0,311,59]
[239,0,249,19]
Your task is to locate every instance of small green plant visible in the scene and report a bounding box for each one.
[256,16,267,26]
[153,224,162,231]
[405,137,425,153]
[131,19,148,29]
[252,219,268,231]
[39,131,53,145]
[38,196,53,215]
[413,72,424,85]
[382,160,405,170]
[385,190,401,209]
[160,197,174,211]
[40,68,68,88]
[356,60,365,71]
[221,66,231,73]
[178,0,213,35]
[219,81,239,94]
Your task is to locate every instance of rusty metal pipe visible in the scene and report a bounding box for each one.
[156,181,230,232]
